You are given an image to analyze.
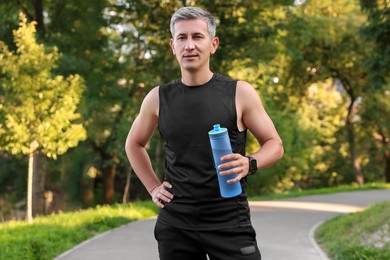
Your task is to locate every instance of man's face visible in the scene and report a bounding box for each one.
[170,18,219,72]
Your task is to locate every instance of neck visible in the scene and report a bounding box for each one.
[181,69,213,86]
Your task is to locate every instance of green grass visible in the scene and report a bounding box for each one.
[0,201,158,260]
[316,201,390,260]
[249,182,390,201]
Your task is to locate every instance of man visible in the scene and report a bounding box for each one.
[125,6,283,260]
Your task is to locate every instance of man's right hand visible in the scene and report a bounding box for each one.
[150,181,174,208]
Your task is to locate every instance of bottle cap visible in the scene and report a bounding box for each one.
[208,124,227,138]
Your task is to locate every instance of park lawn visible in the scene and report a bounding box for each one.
[0,201,158,260]
[316,201,390,260]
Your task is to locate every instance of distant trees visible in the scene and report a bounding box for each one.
[273,0,373,187]
[359,0,390,182]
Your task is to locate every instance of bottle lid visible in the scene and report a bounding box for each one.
[208,124,227,138]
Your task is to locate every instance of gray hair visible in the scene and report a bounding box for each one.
[170,7,217,38]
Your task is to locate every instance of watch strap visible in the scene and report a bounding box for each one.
[246,156,257,175]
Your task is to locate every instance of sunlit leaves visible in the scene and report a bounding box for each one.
[0,13,86,158]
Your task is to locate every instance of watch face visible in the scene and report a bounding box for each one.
[247,156,257,174]
[250,159,257,171]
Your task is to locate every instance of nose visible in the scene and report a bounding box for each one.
[185,38,195,51]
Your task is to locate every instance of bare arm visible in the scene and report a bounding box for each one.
[125,87,173,208]
[219,81,284,183]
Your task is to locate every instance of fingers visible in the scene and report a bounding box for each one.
[219,154,249,183]
[151,181,174,208]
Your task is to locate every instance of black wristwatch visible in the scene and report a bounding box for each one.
[246,156,258,175]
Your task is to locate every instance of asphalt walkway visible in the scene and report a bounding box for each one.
[55,189,390,260]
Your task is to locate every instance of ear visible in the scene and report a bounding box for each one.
[210,37,219,54]
[170,39,176,55]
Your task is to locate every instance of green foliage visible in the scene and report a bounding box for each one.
[360,0,390,89]
[0,3,19,47]
[258,0,386,189]
[316,201,390,259]
[0,201,158,260]
[0,13,86,158]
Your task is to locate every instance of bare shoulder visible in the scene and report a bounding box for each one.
[236,80,263,109]
[140,86,160,117]
[144,86,160,102]
[236,80,255,91]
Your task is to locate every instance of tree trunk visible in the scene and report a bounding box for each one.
[101,151,119,205]
[346,99,364,186]
[385,150,390,183]
[378,130,390,183]
[27,141,38,223]
[122,169,132,203]
[336,75,364,186]
[103,165,116,204]
[27,151,34,223]
[80,166,96,207]
[32,153,47,216]
[32,0,45,35]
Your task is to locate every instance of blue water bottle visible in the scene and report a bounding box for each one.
[208,124,242,198]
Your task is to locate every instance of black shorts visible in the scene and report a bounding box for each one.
[154,221,261,260]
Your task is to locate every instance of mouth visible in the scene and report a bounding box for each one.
[183,54,198,58]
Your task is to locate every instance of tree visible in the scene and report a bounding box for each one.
[360,0,390,182]
[45,0,140,204]
[361,90,390,182]
[0,13,86,222]
[278,0,372,186]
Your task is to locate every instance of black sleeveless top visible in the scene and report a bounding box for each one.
[157,73,251,230]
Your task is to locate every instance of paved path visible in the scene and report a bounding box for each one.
[55,189,390,260]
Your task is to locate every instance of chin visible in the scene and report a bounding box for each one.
[181,64,199,71]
